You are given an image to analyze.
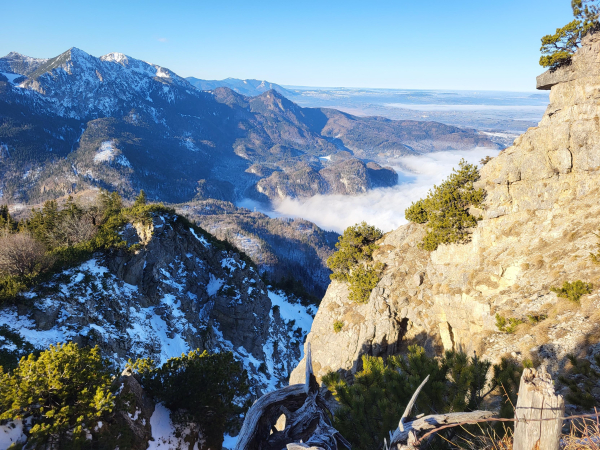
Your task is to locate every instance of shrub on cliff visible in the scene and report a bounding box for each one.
[130,349,250,449]
[551,280,593,303]
[0,342,115,448]
[558,353,600,408]
[540,0,600,69]
[405,159,484,251]
[326,222,385,303]
[322,346,516,450]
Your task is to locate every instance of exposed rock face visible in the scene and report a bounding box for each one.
[536,33,600,90]
[291,33,600,387]
[111,369,155,450]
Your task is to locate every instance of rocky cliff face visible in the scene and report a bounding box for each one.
[291,34,600,394]
[0,213,315,396]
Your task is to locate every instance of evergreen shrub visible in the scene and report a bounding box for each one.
[551,280,593,303]
[0,343,114,448]
[333,320,344,333]
[405,160,484,251]
[129,349,250,449]
[326,222,385,303]
[322,346,521,450]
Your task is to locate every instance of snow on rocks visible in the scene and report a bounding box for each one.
[0,420,26,449]
[0,214,315,398]
[147,403,204,450]
[189,227,209,246]
[93,141,132,167]
[206,274,225,296]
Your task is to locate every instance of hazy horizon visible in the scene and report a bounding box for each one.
[0,0,572,91]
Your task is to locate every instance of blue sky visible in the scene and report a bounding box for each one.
[1,0,572,91]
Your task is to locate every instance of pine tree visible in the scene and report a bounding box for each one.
[130,349,250,449]
[0,342,115,447]
[323,347,521,450]
[540,0,600,69]
[134,189,147,207]
[0,205,17,232]
[405,159,484,251]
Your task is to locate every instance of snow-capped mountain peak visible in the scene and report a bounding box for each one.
[100,51,185,84]
[101,51,130,65]
[0,46,196,119]
[0,51,49,76]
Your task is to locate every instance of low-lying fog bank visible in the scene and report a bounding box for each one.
[239,148,500,233]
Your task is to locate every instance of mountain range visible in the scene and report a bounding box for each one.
[186,76,293,97]
[0,47,499,206]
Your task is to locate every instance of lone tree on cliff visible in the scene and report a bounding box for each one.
[540,0,600,69]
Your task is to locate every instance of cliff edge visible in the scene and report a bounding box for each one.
[291,33,600,392]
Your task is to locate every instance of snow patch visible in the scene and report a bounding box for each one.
[0,308,73,348]
[148,403,201,450]
[94,141,117,163]
[1,72,23,84]
[268,290,313,334]
[221,257,238,272]
[126,306,190,366]
[0,420,25,448]
[94,141,131,167]
[206,274,225,297]
[189,228,209,246]
[148,403,176,449]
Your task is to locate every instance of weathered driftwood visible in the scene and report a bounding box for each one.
[388,375,496,449]
[398,375,429,433]
[513,367,564,450]
[235,344,350,450]
[390,411,496,449]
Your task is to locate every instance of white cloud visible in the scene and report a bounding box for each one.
[260,148,500,234]
[157,37,168,43]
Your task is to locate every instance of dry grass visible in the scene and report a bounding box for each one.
[548,298,579,319]
[441,416,600,449]
[454,424,513,450]
[513,321,533,337]
[533,320,554,346]
[562,416,600,450]
[532,256,545,270]
[581,295,598,317]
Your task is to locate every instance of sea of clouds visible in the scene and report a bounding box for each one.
[242,147,501,234]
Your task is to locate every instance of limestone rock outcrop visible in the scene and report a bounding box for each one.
[291,33,600,386]
[0,213,314,396]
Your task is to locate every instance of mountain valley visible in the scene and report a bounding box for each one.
[0,47,498,209]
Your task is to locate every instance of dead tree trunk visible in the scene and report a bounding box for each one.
[389,375,496,449]
[235,344,350,450]
[513,367,564,450]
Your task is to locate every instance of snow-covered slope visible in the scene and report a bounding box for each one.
[4,47,200,120]
[0,213,314,395]
[186,76,294,97]
[0,51,48,76]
